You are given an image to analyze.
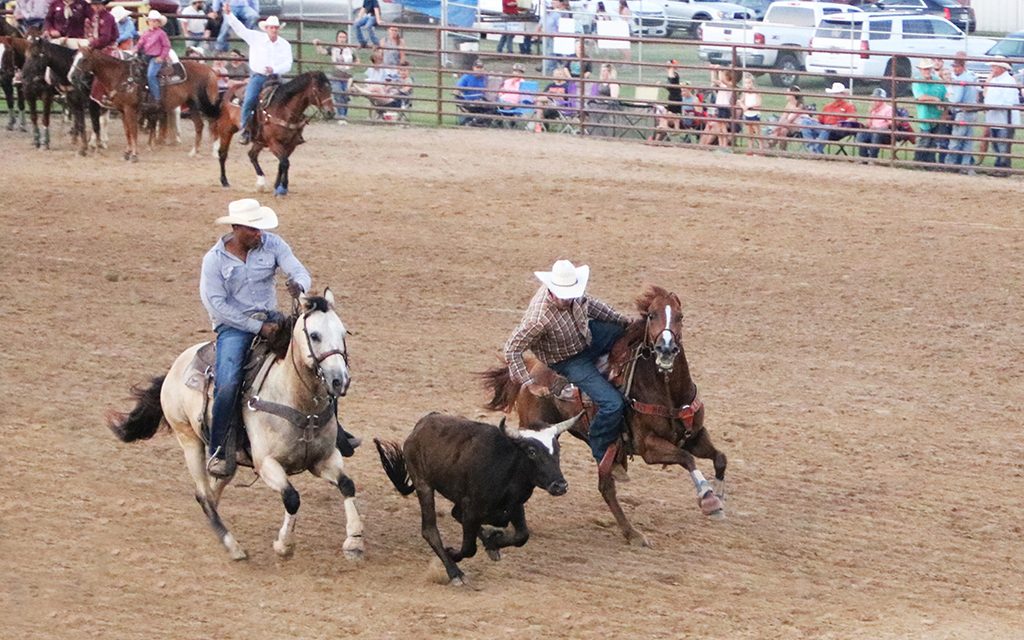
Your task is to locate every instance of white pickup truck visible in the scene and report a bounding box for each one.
[697,0,861,86]
[660,0,753,38]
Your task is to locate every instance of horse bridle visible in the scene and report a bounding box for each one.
[291,309,349,399]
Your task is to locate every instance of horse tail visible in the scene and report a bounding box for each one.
[196,82,220,120]
[107,375,166,442]
[480,365,519,413]
[373,438,415,496]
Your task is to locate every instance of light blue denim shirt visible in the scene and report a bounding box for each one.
[200,231,312,334]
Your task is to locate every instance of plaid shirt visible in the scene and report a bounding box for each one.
[504,286,629,384]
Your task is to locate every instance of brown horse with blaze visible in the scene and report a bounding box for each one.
[482,285,727,547]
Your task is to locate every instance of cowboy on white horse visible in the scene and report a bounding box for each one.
[199,198,357,477]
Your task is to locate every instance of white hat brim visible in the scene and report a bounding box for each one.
[215,206,279,230]
[259,20,286,30]
[535,264,590,300]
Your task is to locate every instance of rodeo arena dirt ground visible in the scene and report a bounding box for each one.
[1,121,1023,640]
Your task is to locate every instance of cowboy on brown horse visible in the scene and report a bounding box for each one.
[503,259,632,481]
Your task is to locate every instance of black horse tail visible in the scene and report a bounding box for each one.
[107,376,166,442]
[480,365,518,413]
[373,438,415,496]
[196,83,221,120]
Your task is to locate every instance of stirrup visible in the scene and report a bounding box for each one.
[206,446,231,477]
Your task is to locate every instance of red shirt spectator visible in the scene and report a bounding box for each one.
[44,0,90,38]
[819,99,858,126]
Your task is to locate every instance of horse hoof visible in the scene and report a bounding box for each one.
[123,152,130,161]
[272,540,295,558]
[343,547,364,561]
[700,493,724,517]
[484,548,501,561]
[274,187,288,197]
[79,149,87,157]
[130,154,138,163]
[626,530,651,548]
[449,576,468,587]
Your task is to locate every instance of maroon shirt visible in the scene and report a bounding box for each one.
[85,10,117,51]
[44,0,90,38]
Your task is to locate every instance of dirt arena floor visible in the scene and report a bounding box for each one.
[2,122,1023,640]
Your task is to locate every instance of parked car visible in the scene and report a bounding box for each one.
[698,1,862,86]
[570,0,669,38]
[805,12,995,94]
[966,31,1024,80]
[732,0,772,20]
[877,0,975,33]
[661,0,753,37]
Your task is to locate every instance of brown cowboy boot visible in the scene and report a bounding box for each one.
[598,441,629,482]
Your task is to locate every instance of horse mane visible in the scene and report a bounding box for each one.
[264,296,332,358]
[606,285,674,371]
[270,72,325,107]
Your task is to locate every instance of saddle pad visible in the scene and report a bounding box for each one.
[158,62,187,87]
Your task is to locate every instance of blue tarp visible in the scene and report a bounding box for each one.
[400,0,478,28]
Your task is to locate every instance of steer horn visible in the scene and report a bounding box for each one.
[553,412,584,435]
[498,417,522,439]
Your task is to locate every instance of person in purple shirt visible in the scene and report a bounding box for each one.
[210,0,259,52]
[79,0,117,52]
[136,10,171,101]
[44,0,90,38]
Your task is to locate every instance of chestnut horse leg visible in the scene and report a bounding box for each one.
[640,434,724,518]
[123,104,138,162]
[248,141,267,192]
[217,128,233,187]
[597,472,650,547]
[266,139,290,196]
[684,430,728,500]
[189,109,203,157]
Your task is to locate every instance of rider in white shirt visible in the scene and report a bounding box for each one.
[223,3,293,144]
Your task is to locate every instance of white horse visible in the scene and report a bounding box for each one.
[108,289,364,561]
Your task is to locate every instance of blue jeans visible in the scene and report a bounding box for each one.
[331,78,350,118]
[354,14,379,47]
[241,73,269,131]
[216,4,260,52]
[945,122,974,167]
[549,320,626,462]
[989,127,1014,168]
[914,126,939,164]
[146,57,162,101]
[210,326,256,457]
[497,32,515,53]
[855,130,890,158]
[801,126,830,154]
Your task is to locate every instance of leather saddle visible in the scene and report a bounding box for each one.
[184,338,277,451]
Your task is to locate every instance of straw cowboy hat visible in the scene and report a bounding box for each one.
[110,5,130,21]
[825,82,849,95]
[988,58,1013,71]
[259,15,286,30]
[535,260,589,300]
[145,9,167,25]
[915,58,934,69]
[215,199,279,229]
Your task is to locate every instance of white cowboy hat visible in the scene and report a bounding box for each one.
[535,260,590,300]
[259,15,286,30]
[825,82,849,94]
[915,58,934,69]
[215,199,279,230]
[988,58,1012,71]
[145,10,167,25]
[110,5,130,22]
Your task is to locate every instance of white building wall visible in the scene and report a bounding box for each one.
[971,0,1024,33]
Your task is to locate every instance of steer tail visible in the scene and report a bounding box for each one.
[373,438,415,496]
[196,83,221,120]
[107,376,167,442]
[480,365,519,413]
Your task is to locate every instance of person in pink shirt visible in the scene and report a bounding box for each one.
[854,87,894,159]
[136,10,170,102]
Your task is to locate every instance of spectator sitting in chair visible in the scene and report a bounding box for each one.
[767,85,806,150]
[801,82,858,154]
[854,87,894,159]
[455,60,494,126]
[534,65,573,132]
[498,62,527,107]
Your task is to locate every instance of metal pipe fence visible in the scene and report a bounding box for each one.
[4,10,1020,175]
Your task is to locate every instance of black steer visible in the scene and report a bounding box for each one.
[374,412,581,584]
